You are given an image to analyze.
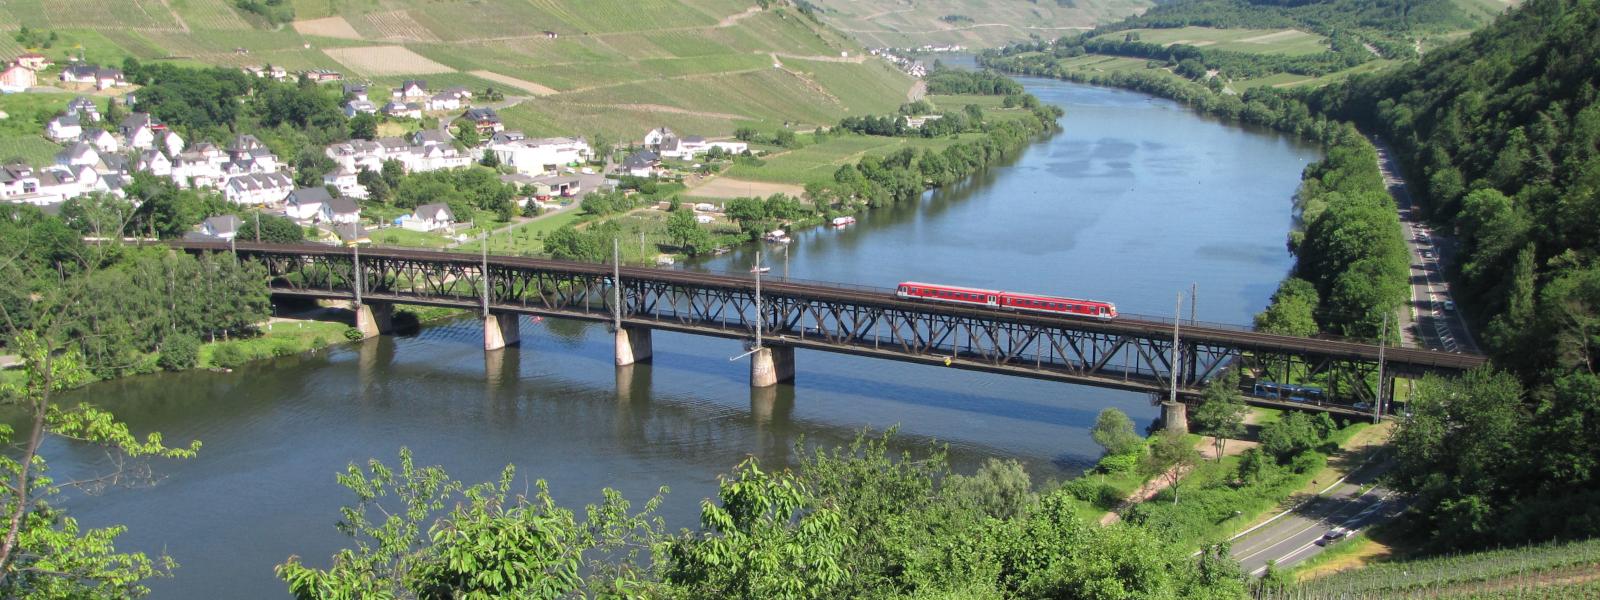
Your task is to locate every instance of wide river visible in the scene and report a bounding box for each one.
[44,78,1318,598]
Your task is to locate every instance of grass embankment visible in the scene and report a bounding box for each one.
[0,92,72,165]
[197,305,469,369]
[1091,27,1333,56]
[1269,537,1600,599]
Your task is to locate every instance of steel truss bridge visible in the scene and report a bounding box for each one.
[174,242,1485,418]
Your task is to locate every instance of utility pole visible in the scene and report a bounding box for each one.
[353,243,362,306]
[754,251,763,349]
[613,238,622,332]
[254,212,261,243]
[1169,291,1182,408]
[1190,282,1197,326]
[782,243,789,280]
[480,237,489,317]
[1375,313,1388,423]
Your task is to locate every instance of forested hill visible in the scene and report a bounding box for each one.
[1091,0,1504,55]
[1306,0,1600,550]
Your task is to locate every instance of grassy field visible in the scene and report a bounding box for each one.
[0,0,912,150]
[1276,536,1600,599]
[481,209,585,255]
[1036,49,1407,92]
[1092,27,1332,56]
[198,318,349,368]
[723,132,980,185]
[803,0,1150,48]
[0,92,79,165]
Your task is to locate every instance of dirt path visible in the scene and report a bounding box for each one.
[469,70,557,96]
[717,6,761,27]
[907,80,926,103]
[1099,462,1196,525]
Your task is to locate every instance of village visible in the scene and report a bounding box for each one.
[1,53,752,249]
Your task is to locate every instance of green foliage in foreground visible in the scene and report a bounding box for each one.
[281,432,1249,599]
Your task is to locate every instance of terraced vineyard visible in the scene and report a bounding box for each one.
[804,0,1153,48]
[1,0,911,140]
[1268,538,1600,599]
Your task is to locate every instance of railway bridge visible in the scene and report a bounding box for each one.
[174,242,1486,426]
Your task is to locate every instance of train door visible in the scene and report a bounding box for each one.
[987,294,997,306]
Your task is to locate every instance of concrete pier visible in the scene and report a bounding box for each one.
[1163,400,1189,433]
[353,302,393,340]
[750,345,794,388]
[483,312,521,351]
[614,326,653,366]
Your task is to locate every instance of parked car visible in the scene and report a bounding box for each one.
[1443,300,1455,312]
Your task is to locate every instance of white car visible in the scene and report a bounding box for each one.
[1443,300,1455,312]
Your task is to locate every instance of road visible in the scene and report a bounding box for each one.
[1375,139,1479,353]
[1226,138,1472,574]
[1229,459,1407,575]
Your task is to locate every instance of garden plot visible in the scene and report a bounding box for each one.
[324,46,454,75]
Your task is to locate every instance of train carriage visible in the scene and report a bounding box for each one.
[895,281,1118,320]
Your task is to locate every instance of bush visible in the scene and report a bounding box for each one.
[1097,450,1141,475]
[343,327,365,341]
[157,333,200,371]
[212,343,249,369]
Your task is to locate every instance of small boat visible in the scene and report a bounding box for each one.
[750,266,771,274]
[831,216,856,227]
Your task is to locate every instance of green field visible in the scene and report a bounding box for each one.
[1093,27,1332,56]
[0,92,79,165]
[1277,537,1600,599]
[723,132,979,185]
[0,0,912,148]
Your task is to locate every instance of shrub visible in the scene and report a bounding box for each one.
[212,343,249,369]
[343,327,365,341]
[157,333,200,371]
[1097,450,1141,475]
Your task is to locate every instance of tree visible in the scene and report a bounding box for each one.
[1141,429,1199,504]
[277,448,663,599]
[0,232,203,597]
[662,457,851,598]
[452,120,481,148]
[252,213,304,243]
[1090,407,1141,456]
[1191,371,1247,461]
[293,145,335,188]
[356,169,390,205]
[773,129,798,148]
[348,113,377,140]
[1258,411,1322,465]
[589,133,612,164]
[157,333,199,371]
[380,159,405,190]
[665,208,711,256]
[480,148,501,168]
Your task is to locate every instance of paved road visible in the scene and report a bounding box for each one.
[1374,139,1479,354]
[1229,459,1407,574]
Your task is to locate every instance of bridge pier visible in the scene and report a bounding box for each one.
[1163,400,1189,433]
[615,326,653,366]
[353,302,393,340]
[750,345,795,388]
[483,312,521,351]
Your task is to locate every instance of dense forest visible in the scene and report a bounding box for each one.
[992,0,1600,552]
[1302,0,1600,550]
[1097,0,1482,51]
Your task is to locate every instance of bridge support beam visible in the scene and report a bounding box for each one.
[353,302,393,340]
[615,326,653,366]
[1163,400,1188,433]
[750,346,794,388]
[483,312,521,351]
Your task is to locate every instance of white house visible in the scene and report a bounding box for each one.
[135,150,173,177]
[383,101,422,119]
[322,166,367,199]
[59,65,125,90]
[0,162,41,200]
[424,92,462,112]
[46,114,83,142]
[344,100,377,118]
[66,97,101,121]
[405,203,455,232]
[394,80,428,101]
[161,130,185,157]
[55,143,100,169]
[325,196,361,224]
[120,113,159,150]
[286,187,331,222]
[0,63,36,93]
[708,140,748,155]
[489,133,591,174]
[620,150,660,177]
[643,127,676,149]
[222,172,294,206]
[199,215,243,240]
[80,129,119,154]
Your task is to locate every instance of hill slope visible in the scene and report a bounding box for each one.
[0,0,912,139]
[803,0,1153,48]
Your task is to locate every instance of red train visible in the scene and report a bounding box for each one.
[895,281,1119,320]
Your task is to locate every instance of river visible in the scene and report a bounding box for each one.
[40,78,1318,598]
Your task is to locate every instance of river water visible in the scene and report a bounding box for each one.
[40,79,1318,598]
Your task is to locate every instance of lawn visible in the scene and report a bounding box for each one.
[481,209,584,255]
[198,318,350,368]
[369,227,453,249]
[0,92,78,165]
[1093,27,1332,56]
[724,133,975,185]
